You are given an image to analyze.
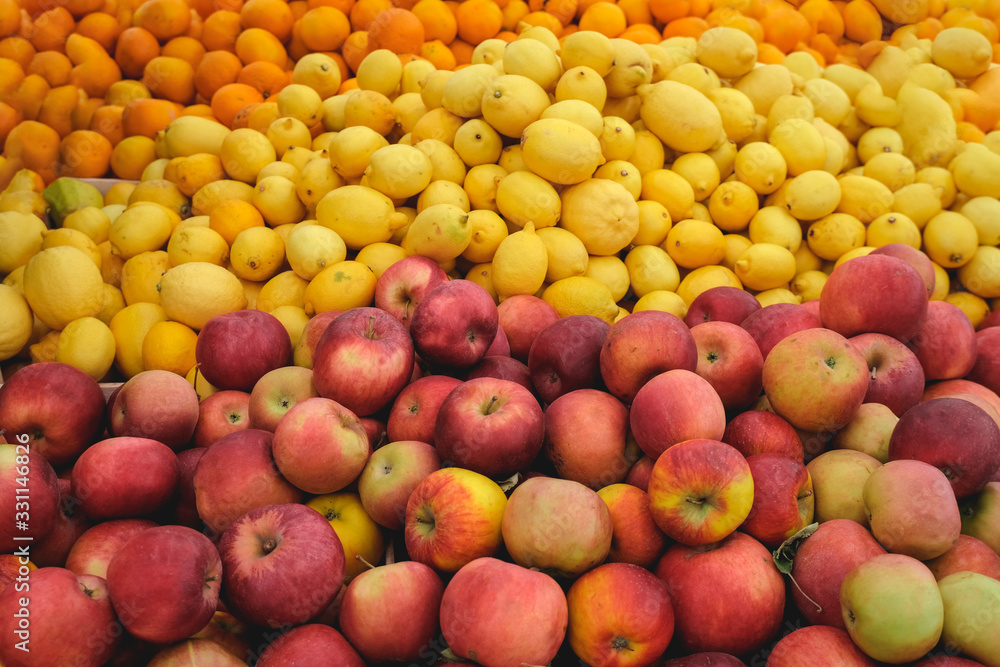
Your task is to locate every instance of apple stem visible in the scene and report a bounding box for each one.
[365,314,378,340]
[355,555,376,570]
[685,496,705,506]
[485,395,499,414]
[869,366,877,381]
[261,538,278,555]
[788,574,822,613]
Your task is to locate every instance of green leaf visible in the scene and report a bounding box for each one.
[772,522,819,575]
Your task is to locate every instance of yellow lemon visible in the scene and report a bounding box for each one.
[755,288,801,307]
[109,205,173,260]
[495,170,562,230]
[734,243,797,291]
[267,116,313,159]
[356,49,403,98]
[462,209,508,264]
[676,264,742,304]
[802,78,852,127]
[541,100,604,138]
[292,53,342,100]
[790,270,828,303]
[535,226,589,283]
[158,262,248,329]
[734,142,787,195]
[951,143,1000,199]
[63,206,111,244]
[833,246,876,269]
[22,246,105,331]
[541,276,619,324]
[632,290,689,318]
[364,144,434,200]
[296,158,345,211]
[641,168,696,223]
[0,284,32,361]
[632,199,672,247]
[166,226,229,266]
[856,127,905,165]
[520,118,605,185]
[269,304,309,350]
[559,30,616,77]
[414,139,467,185]
[866,213,921,248]
[191,180,255,217]
[29,330,60,364]
[419,69,454,110]
[40,227,102,269]
[931,27,992,80]
[916,166,957,209]
[892,182,942,229]
[173,153,226,199]
[806,213,866,261]
[54,316,116,381]
[957,246,1000,298]
[504,37,562,92]
[584,254,630,302]
[559,178,639,256]
[696,26,757,79]
[464,163,507,212]
[836,174,894,224]
[464,263,499,303]
[256,270,309,313]
[316,184,408,251]
[104,182,135,207]
[328,126,389,180]
[793,243,824,275]
[923,211,979,268]
[599,116,636,162]
[671,152,720,202]
[253,175,307,226]
[140,320,198,376]
[401,203,472,262]
[440,63,497,118]
[498,143,529,173]
[555,66,608,111]
[491,222,549,300]
[625,244,680,297]
[417,180,470,213]
[707,88,757,145]
[748,206,803,253]
[666,62,721,95]
[722,233,754,271]
[768,118,827,177]
[627,129,667,176]
[96,283,126,325]
[354,242,408,279]
[784,171,841,222]
[410,107,465,145]
[454,118,503,167]
[636,80,723,153]
[707,180,758,232]
[961,197,1000,246]
[945,291,990,328]
[285,224,348,280]
[108,302,168,378]
[861,152,916,193]
[186,364,219,400]
[230,226,285,282]
[304,260,377,314]
[593,160,642,200]
[121,250,171,305]
[735,64,795,116]
[663,219,726,269]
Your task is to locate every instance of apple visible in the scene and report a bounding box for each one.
[440,557,568,667]
[762,327,870,433]
[722,410,803,461]
[271,397,371,495]
[192,390,251,448]
[979,308,1000,331]
[864,459,962,560]
[630,369,727,460]
[496,293,560,363]
[434,377,544,478]
[219,502,345,628]
[625,455,654,492]
[660,654,745,666]
[766,625,876,666]
[840,553,944,663]
[404,467,507,572]
[502,476,613,577]
[937,571,1000,665]
[690,320,764,411]
[0,362,106,466]
[0,442,61,552]
[527,314,610,405]
[907,300,978,380]
[654,531,786,656]
[312,306,415,417]
[946,391,1000,433]
[925,534,1000,581]
[647,439,754,546]
[848,332,926,417]
[357,439,441,530]
[544,388,635,490]
[741,453,814,548]
[292,309,342,369]
[566,562,674,667]
[145,639,245,666]
[464,355,533,393]
[596,483,668,567]
[256,624,364,667]
[173,447,204,528]
[195,309,292,391]
[685,285,761,327]
[359,416,386,449]
[106,525,222,644]
[65,519,157,578]
[958,481,1000,555]
[339,561,444,664]
[193,428,303,537]
[739,302,823,360]
[32,479,90,568]
[409,279,499,369]
[189,610,250,662]
[807,449,882,525]
[922,378,1000,418]
[110,369,200,450]
[0,567,120,667]
[788,518,887,628]
[305,492,385,583]
[385,374,463,445]
[869,242,936,299]
[599,310,698,404]
[484,324,510,357]
[374,254,449,329]
[831,402,898,463]
[247,366,318,432]
[0,554,32,595]
[968,326,1000,397]
[889,397,1000,498]
[71,436,179,521]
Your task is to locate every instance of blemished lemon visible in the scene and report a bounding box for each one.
[315,184,409,250]
[54,316,116,381]
[676,265,743,304]
[140,320,198,376]
[542,276,619,324]
[636,80,724,153]
[96,283,126,325]
[722,233,754,271]
[285,224,348,280]
[806,213,867,261]
[555,66,608,112]
[186,364,219,400]
[755,288,801,307]
[464,263,499,303]
[292,53,342,100]
[158,262,248,330]
[364,144,434,200]
[355,242,408,279]
[63,206,111,244]
[41,227,102,269]
[790,270,829,303]
[462,209,508,264]
[108,205,173,260]
[492,222,549,300]
[0,284,32,361]
[866,213,921,249]
[356,49,403,98]
[783,171,841,222]
[663,219,726,269]
[922,211,979,268]
[559,178,639,256]
[748,206,803,253]
[584,255,630,302]
[22,246,105,331]
[454,118,503,167]
[535,226,589,283]
[632,200,672,247]
[632,290,689,318]
[166,226,230,266]
[401,203,473,262]
[520,118,605,185]
[108,302,168,378]
[303,260,377,315]
[641,169,696,223]
[625,244,680,298]
[495,170,562,230]
[734,243,797,292]
[230,226,285,282]
[707,181,758,233]
[593,160,642,200]
[296,158,345,211]
[120,250,170,306]
[269,305,310,349]
[256,270,309,313]
[735,142,787,195]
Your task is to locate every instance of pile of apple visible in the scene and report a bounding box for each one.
[1,245,999,667]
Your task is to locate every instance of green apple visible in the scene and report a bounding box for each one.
[960,481,1000,555]
[306,493,385,582]
[938,571,1000,667]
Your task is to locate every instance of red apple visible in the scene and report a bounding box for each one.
[847,332,926,417]
[357,439,441,530]
[599,310,698,404]
[312,306,415,417]
[0,442,61,551]
[292,309,342,369]
[566,562,674,667]
[256,624,364,667]
[647,439,754,546]
[544,388,635,490]
[192,390,251,448]
[385,374,463,445]
[655,531,786,656]
[685,285,761,327]
[359,416,386,449]
[0,362,106,466]
[596,483,669,567]
[767,625,876,666]
[195,309,293,391]
[527,314,610,405]
[831,402,898,463]
[464,355,533,393]
[806,449,882,525]
[660,653,745,666]
[740,302,824,360]
[271,396,371,494]
[869,243,935,299]
[32,479,90,567]
[110,369,200,449]
[907,300,978,380]
[440,557,568,667]
[978,309,1000,331]
[409,279,499,369]
[71,436,179,520]
[690,320,764,410]
[374,254,449,329]
[923,378,1000,417]
[741,453,814,547]
[968,326,1000,397]
[65,519,157,579]
[484,325,510,357]
[106,525,222,644]
[629,369,727,460]
[924,534,1000,581]
[146,638,245,666]
[173,447,204,528]
[496,293,560,363]
[722,410,804,461]
[625,456,654,492]
[189,610,250,661]
[247,365,318,431]
[912,657,988,667]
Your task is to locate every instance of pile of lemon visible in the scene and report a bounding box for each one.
[2,24,1000,384]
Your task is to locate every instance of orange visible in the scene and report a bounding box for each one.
[208,198,266,245]
[501,0,529,29]
[349,0,392,29]
[0,103,22,147]
[134,0,193,42]
[298,6,352,51]
[190,0,244,18]
[449,36,474,64]
[842,0,883,43]
[114,26,161,79]
[412,0,458,42]
[455,0,503,44]
[420,38,456,68]
[72,97,104,132]
[75,12,121,53]
[0,0,20,37]
[29,8,75,54]
[620,23,662,43]
[527,0,577,24]
[161,36,207,69]
[36,84,80,138]
[0,58,24,98]
[63,0,105,17]
[194,49,244,100]
[310,0,355,10]
[662,15,710,38]
[59,129,113,178]
[518,10,564,33]
[237,60,289,99]
[706,8,765,42]
[121,97,182,137]
[6,74,49,122]
[366,7,425,54]
[760,4,812,53]
[69,57,123,99]
[578,2,627,37]
[341,29,370,73]
[201,10,242,52]
[26,51,72,87]
[235,27,288,67]
[0,37,36,70]
[240,0,296,42]
[110,134,157,179]
[4,120,61,183]
[649,0,690,22]
[89,104,125,146]
[799,0,844,39]
[210,81,265,127]
[141,56,196,105]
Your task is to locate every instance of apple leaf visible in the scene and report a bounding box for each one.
[439,648,463,662]
[772,522,819,575]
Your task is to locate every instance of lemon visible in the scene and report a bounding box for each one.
[833,246,876,270]
[40,227,102,270]
[296,159,345,211]
[667,62,721,95]
[22,246,105,331]
[734,243,797,292]
[491,222,549,301]
[793,243,824,275]
[356,49,403,98]
[269,305,309,349]
[256,270,309,313]
[747,206,802,253]
[951,143,1000,199]
[632,290,689,318]
[605,39,653,99]
[802,78,852,127]
[503,37,562,92]
[707,181,758,233]
[559,178,639,256]
[633,199,672,247]
[861,152,916,193]
[441,63,497,119]
[158,262,248,330]
[866,213,921,248]
[462,209,508,264]
[464,164,507,212]
[329,126,390,179]
[735,142,787,195]
[401,60,434,96]
[707,88,757,145]
[722,233,754,271]
[671,153,720,202]
[401,203,472,262]
[140,319,198,376]
[393,93,428,136]
[464,263,499,303]
[593,160,642,200]
[624,244,680,298]
[191,180,256,217]
[530,226,586,284]
[945,291,990,328]
[555,67,608,111]
[52,316,115,380]
[108,302,168,378]
[0,284,32,361]
[0,211,47,274]
[783,170,841,222]
[96,283,126,325]
[960,197,1000,247]
[292,53,342,100]
[166,226,229,266]
[285,224,347,280]
[676,265,742,305]
[121,250,171,306]
[541,276,619,324]
[735,64,795,116]
[230,227,285,282]
[892,182,942,229]
[957,246,1000,299]
[806,213,866,261]
[598,116,636,162]
[636,81,723,154]
[495,170,562,230]
[63,207,111,244]
[916,166,957,209]
[267,116,313,159]
[364,144,434,201]
[454,119,503,167]
[498,144,528,174]
[641,168,696,223]
[696,26,757,79]
[856,127,905,165]
[790,270,828,303]
[766,95,814,138]
[755,288,801,307]
[186,364,219,400]
[304,260,377,315]
[559,30,615,78]
[627,130,667,177]
[108,205,173,260]
[253,175,307,226]
[410,107,465,145]
[419,69,454,110]
[922,211,979,268]
[315,184,409,251]
[354,242,408,279]
[584,255,630,302]
[540,100,604,139]
[520,118,605,186]
[931,27,992,80]
[414,139,467,185]
[663,219,726,269]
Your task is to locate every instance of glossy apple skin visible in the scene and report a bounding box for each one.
[654,531,786,657]
[65,519,157,579]
[0,567,120,667]
[305,492,384,583]
[647,439,754,547]
[907,300,978,380]
[440,557,568,667]
[106,525,222,644]
[247,366,318,432]
[958,481,1000,555]
[742,453,814,548]
[292,309,342,369]
[923,378,1000,419]
[195,309,293,391]
[313,307,415,417]
[145,638,245,666]
[188,610,249,662]
[386,375,463,445]
[544,389,635,490]
[629,369,727,460]
[968,327,1000,397]
[358,440,441,531]
[484,325,510,357]
[889,397,1000,498]
[71,436,179,521]
[937,571,1000,665]
[374,254,449,330]
[625,456,654,492]
[0,443,61,551]
[256,624,365,667]
[192,390,251,448]
[848,332,925,417]
[339,561,444,663]
[566,562,674,667]
[599,310,698,404]
[527,315,610,405]
[722,409,803,462]
[0,362,106,466]
[32,479,90,568]
[685,285,761,327]
[659,653,745,667]
[173,447,204,528]
[789,518,887,628]
[110,369,200,450]
[924,534,1000,581]
[465,355,533,393]
[869,243,936,299]
[766,625,876,667]
[496,294,560,363]
[832,402,898,463]
[597,483,668,567]
[807,449,882,525]
[410,280,499,369]
[690,320,764,411]
[739,302,823,360]
[219,503,345,629]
